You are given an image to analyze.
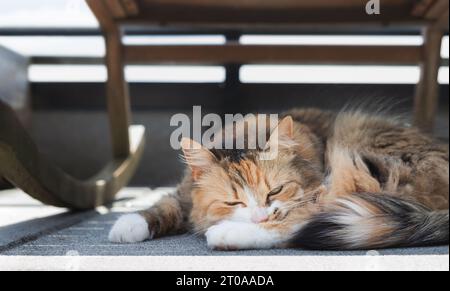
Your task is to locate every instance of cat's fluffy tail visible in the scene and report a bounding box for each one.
[291,193,449,250]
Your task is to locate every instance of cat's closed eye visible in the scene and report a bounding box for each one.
[268,186,284,197]
[266,186,284,204]
[224,201,246,207]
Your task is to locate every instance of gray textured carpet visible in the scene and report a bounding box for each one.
[1,188,448,257]
[3,211,449,257]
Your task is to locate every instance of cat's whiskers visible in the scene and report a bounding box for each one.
[280,192,321,211]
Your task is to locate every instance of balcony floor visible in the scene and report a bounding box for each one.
[0,188,448,270]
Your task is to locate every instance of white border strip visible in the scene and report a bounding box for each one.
[0,255,448,271]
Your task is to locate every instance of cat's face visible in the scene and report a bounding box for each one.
[182,116,325,231]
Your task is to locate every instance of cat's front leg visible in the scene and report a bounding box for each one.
[109,194,187,243]
[205,221,285,250]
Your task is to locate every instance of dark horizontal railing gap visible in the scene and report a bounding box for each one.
[2,27,448,36]
[31,82,449,112]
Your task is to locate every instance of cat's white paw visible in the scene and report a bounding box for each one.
[109,214,151,243]
[206,221,243,250]
[205,221,281,250]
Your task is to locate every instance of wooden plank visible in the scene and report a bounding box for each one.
[102,0,139,18]
[104,30,132,157]
[413,1,448,131]
[119,0,421,27]
[434,8,449,29]
[411,0,437,17]
[86,0,116,31]
[0,100,145,209]
[31,55,450,66]
[124,44,423,65]
[427,0,449,30]
[86,0,132,158]
[120,0,139,15]
[122,13,421,28]
[414,27,443,132]
[140,0,409,9]
[424,0,449,19]
[103,0,128,18]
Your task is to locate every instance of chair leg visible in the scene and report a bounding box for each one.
[414,27,443,133]
[86,0,132,158]
[104,28,132,158]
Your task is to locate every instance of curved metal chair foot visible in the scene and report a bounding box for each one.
[0,100,145,210]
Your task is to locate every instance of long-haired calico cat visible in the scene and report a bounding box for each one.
[109,109,449,250]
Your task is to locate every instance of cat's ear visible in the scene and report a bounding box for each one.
[276,116,294,139]
[261,116,297,160]
[180,138,215,181]
[264,116,295,151]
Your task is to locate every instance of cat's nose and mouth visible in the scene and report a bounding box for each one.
[251,207,269,223]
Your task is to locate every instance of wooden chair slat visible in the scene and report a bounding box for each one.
[121,0,140,15]
[124,44,423,66]
[103,0,128,18]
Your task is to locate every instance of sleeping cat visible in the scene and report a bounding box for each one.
[109,109,449,250]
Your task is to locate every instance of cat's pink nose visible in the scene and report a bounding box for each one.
[251,208,269,223]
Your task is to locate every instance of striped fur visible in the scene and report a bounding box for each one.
[291,193,449,250]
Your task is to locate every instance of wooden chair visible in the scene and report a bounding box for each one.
[0,0,149,209]
[88,0,448,131]
[0,0,447,210]
[0,101,145,209]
